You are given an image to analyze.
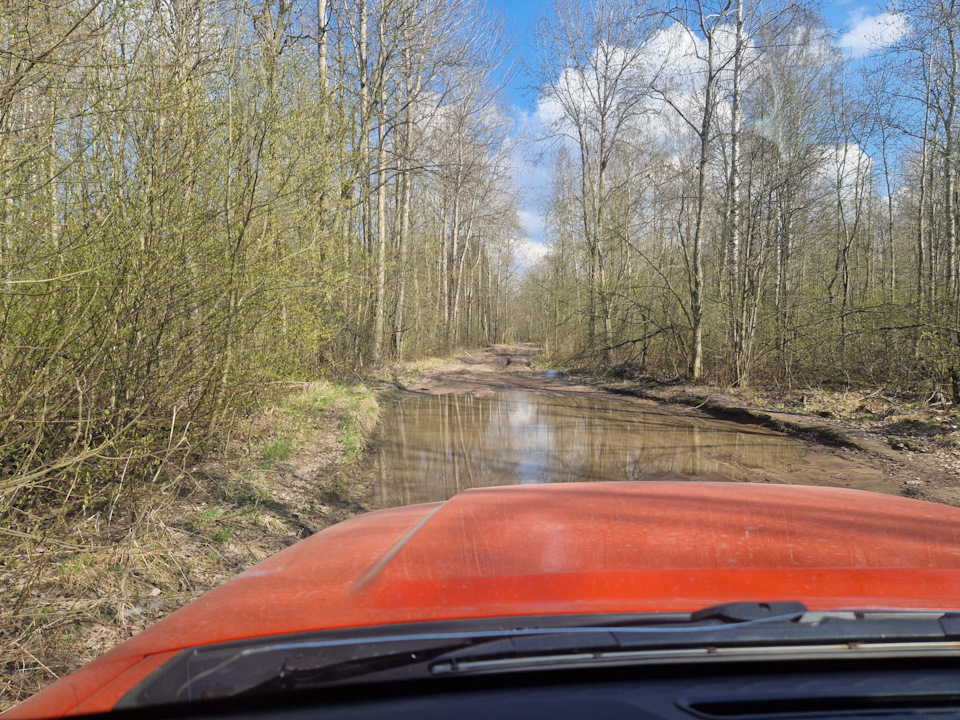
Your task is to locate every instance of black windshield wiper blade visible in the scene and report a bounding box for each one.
[430,608,960,676]
[238,603,810,692]
[235,605,960,688]
[144,603,797,700]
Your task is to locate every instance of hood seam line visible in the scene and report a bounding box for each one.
[353,501,449,592]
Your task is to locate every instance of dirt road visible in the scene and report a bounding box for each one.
[404,343,960,505]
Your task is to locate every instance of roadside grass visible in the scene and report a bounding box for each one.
[262,438,293,462]
[403,356,449,373]
[337,391,379,461]
[384,354,468,388]
[0,381,382,712]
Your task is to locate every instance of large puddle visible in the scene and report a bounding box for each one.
[373,392,808,507]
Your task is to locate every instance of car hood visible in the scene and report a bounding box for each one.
[11,481,960,717]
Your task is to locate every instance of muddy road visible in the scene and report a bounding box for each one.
[384,344,960,507]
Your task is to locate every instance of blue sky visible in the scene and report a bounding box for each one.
[492,0,544,110]
[494,0,902,259]
[494,0,891,111]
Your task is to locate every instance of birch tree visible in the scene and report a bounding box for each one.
[532,0,661,360]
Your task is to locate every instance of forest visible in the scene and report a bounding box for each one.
[1,0,960,523]
[520,0,960,394]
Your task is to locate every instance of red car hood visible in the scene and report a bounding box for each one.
[11,481,960,717]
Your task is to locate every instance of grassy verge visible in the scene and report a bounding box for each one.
[0,381,381,711]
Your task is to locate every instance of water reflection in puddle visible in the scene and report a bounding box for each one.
[373,392,807,508]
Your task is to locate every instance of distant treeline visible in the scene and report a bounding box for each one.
[518,0,960,393]
[0,0,520,522]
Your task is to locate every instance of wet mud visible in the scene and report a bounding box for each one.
[374,391,808,507]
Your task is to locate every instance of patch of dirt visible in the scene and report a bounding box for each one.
[401,344,959,506]
[402,343,602,396]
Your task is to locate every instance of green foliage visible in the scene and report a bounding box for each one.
[338,415,363,460]
[333,389,378,461]
[192,507,224,526]
[211,527,233,544]
[0,0,510,552]
[516,0,960,394]
[262,439,293,463]
[250,487,276,506]
[0,0,344,531]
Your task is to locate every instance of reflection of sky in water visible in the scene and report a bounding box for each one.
[374,392,807,508]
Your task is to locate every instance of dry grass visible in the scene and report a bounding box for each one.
[710,384,960,484]
[0,381,381,711]
[725,386,960,450]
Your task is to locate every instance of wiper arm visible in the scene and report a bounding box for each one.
[190,637,473,699]
[691,601,807,623]
[239,603,809,692]
[232,640,465,697]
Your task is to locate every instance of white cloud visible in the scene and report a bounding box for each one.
[838,10,908,57]
[504,118,552,255]
[522,239,549,264]
[519,210,546,244]
[807,142,873,223]
[529,22,760,160]
[532,37,672,146]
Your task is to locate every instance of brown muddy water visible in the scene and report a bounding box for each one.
[372,392,807,508]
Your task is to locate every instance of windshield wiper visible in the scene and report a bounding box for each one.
[431,606,960,676]
[118,603,960,706]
